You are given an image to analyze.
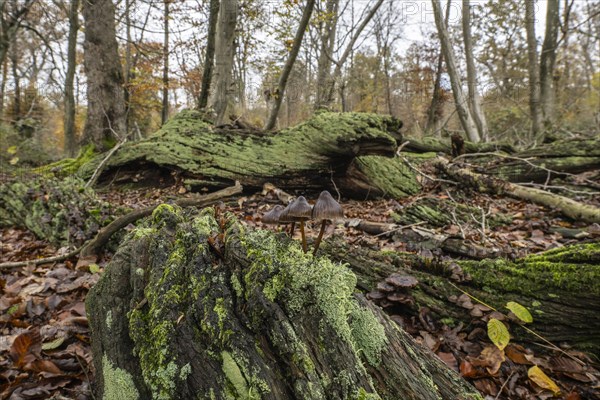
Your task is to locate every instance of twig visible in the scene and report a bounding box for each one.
[372,221,427,238]
[494,371,514,400]
[399,155,458,186]
[85,138,127,188]
[0,246,83,270]
[517,182,599,196]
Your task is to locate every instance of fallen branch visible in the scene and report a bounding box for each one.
[434,157,600,224]
[0,183,244,269]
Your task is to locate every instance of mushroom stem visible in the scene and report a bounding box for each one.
[313,221,327,255]
[289,222,295,237]
[300,220,307,253]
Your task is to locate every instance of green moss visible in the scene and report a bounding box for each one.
[221,351,253,400]
[355,155,427,198]
[460,244,600,297]
[348,303,387,367]
[354,387,381,400]
[102,354,140,400]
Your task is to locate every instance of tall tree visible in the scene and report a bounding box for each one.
[81,0,127,150]
[64,0,80,156]
[0,0,34,66]
[162,0,170,125]
[197,0,220,110]
[264,0,316,130]
[426,0,451,135]
[539,0,559,127]
[525,0,542,136]
[462,0,488,141]
[208,0,238,125]
[314,0,339,110]
[431,0,480,142]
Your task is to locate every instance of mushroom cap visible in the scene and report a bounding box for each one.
[262,205,285,224]
[280,196,312,222]
[312,190,343,221]
[385,274,418,289]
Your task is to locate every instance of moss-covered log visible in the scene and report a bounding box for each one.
[323,240,600,355]
[78,110,414,197]
[0,175,115,246]
[87,205,482,399]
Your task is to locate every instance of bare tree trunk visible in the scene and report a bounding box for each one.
[0,0,34,67]
[64,0,79,157]
[161,0,170,125]
[198,0,219,110]
[264,0,316,131]
[323,0,384,108]
[431,0,480,143]
[208,0,237,126]
[81,0,127,150]
[540,0,559,128]
[10,12,19,121]
[425,0,451,135]
[124,0,132,134]
[0,59,6,116]
[525,0,543,137]
[314,0,339,110]
[462,0,488,141]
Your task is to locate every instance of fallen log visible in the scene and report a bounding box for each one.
[78,110,409,197]
[323,239,600,355]
[86,205,482,399]
[433,157,600,224]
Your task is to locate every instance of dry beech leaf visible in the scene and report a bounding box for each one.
[10,328,41,367]
[528,365,561,395]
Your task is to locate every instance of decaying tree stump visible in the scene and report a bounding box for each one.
[86,205,482,399]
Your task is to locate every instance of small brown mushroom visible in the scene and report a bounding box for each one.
[261,205,285,225]
[385,274,418,289]
[311,190,343,255]
[280,196,312,252]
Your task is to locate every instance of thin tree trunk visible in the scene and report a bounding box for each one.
[540,0,559,128]
[264,0,316,131]
[124,0,132,133]
[81,0,127,150]
[462,0,488,141]
[525,0,543,137]
[208,0,237,126]
[425,0,451,135]
[10,15,19,121]
[198,0,219,110]
[323,0,384,108]
[0,59,6,115]
[431,0,480,143]
[64,0,79,157]
[161,0,170,125]
[314,0,339,110]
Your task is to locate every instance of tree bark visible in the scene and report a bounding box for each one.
[81,0,127,151]
[86,206,483,399]
[64,0,79,157]
[314,0,339,110]
[161,0,170,125]
[525,0,543,137]
[264,0,316,130]
[462,0,488,141]
[208,0,238,126]
[425,0,451,136]
[431,0,480,143]
[539,0,559,128]
[198,0,220,110]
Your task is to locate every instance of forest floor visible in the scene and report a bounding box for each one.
[1,182,599,399]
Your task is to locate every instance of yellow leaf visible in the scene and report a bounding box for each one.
[89,263,101,274]
[487,318,510,350]
[7,145,17,155]
[528,365,561,395]
[506,301,533,323]
[9,156,19,165]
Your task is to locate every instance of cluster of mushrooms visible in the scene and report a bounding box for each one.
[261,190,343,255]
